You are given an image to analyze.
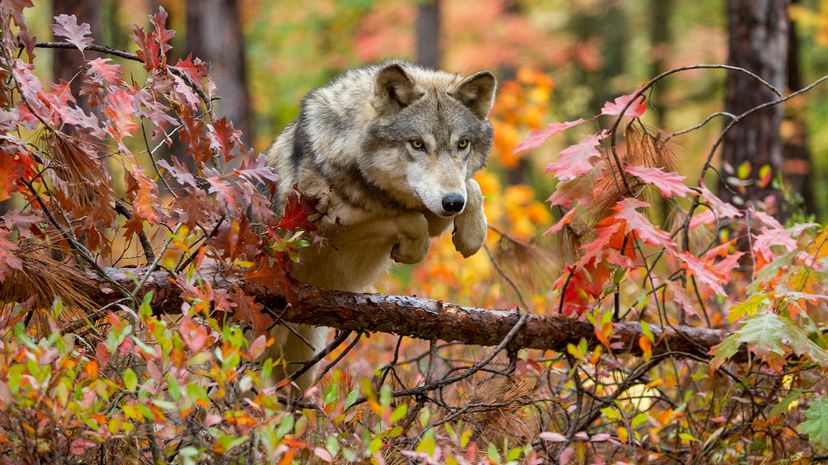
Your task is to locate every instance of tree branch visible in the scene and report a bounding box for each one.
[78,267,740,362]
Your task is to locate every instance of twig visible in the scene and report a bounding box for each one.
[276,330,352,391]
[34,41,142,62]
[33,41,212,109]
[114,200,155,263]
[315,331,362,382]
[349,312,529,408]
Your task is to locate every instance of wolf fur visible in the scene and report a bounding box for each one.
[264,61,497,389]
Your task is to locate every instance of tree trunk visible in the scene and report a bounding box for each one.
[185,0,252,144]
[719,0,789,215]
[649,0,672,130]
[649,0,673,223]
[52,0,102,108]
[782,0,815,215]
[415,0,440,69]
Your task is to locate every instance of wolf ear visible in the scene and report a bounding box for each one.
[452,71,497,118]
[375,64,421,109]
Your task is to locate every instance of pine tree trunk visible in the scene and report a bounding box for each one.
[186,0,252,144]
[782,0,815,215]
[719,0,789,216]
[416,0,440,69]
[52,0,101,109]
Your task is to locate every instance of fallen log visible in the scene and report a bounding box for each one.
[79,267,734,361]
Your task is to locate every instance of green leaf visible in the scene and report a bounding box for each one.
[276,414,294,439]
[735,311,787,356]
[139,292,153,318]
[771,389,803,418]
[799,398,828,449]
[679,432,699,443]
[726,292,771,323]
[631,412,649,429]
[712,311,828,369]
[389,404,408,424]
[417,429,436,456]
[152,399,176,411]
[345,388,359,409]
[166,375,181,401]
[123,368,137,392]
[736,161,751,180]
[486,442,501,462]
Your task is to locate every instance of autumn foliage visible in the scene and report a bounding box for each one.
[2,3,828,465]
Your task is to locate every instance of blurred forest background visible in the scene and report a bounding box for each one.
[5,1,828,462]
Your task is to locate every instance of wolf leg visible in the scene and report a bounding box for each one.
[390,212,431,264]
[425,211,454,237]
[452,179,487,258]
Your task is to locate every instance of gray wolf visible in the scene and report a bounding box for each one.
[264,60,497,390]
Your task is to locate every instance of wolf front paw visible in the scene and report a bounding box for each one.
[391,237,430,264]
[391,213,430,264]
[452,179,487,258]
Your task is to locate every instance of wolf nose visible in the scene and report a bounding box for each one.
[441,194,465,214]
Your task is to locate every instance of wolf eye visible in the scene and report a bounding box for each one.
[409,139,426,151]
[457,138,470,149]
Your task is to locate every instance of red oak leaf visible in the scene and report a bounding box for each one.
[173,55,208,93]
[544,208,575,236]
[601,91,646,117]
[126,169,160,223]
[157,158,197,188]
[277,190,319,232]
[178,316,208,352]
[0,154,26,202]
[698,184,741,220]
[86,57,122,86]
[751,209,784,230]
[554,260,611,316]
[546,131,607,182]
[50,14,93,51]
[150,6,175,53]
[626,165,691,198]
[513,118,587,154]
[235,153,280,185]
[1,0,33,30]
[210,117,243,162]
[205,172,240,210]
[613,198,673,248]
[0,229,23,281]
[70,438,98,455]
[2,209,42,238]
[679,252,727,296]
[103,87,138,141]
[131,7,174,71]
[172,72,200,109]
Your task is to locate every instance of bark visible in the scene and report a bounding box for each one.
[782,0,815,215]
[719,0,789,214]
[185,0,252,143]
[82,267,740,361]
[649,0,672,130]
[649,0,673,223]
[415,0,440,69]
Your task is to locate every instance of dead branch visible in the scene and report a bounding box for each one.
[79,267,738,361]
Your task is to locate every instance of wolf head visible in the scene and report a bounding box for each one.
[364,63,496,217]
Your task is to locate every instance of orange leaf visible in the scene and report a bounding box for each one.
[85,360,99,379]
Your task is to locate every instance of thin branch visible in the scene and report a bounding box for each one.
[276,330,352,390]
[114,200,155,263]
